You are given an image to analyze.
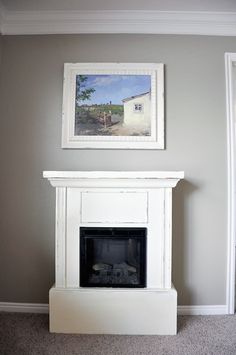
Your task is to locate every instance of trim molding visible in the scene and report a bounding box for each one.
[225,53,236,314]
[0,302,49,313]
[1,10,236,36]
[177,305,228,316]
[0,302,228,315]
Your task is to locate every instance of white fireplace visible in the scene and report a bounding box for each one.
[43,171,184,335]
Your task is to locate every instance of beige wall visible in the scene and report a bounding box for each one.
[0,34,232,304]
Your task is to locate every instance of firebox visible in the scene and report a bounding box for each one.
[80,227,147,288]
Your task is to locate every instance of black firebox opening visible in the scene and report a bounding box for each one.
[80,227,147,288]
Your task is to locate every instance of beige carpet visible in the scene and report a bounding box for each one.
[0,312,235,355]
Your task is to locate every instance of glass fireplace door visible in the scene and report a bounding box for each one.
[80,227,146,288]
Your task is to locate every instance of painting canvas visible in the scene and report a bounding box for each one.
[75,74,151,137]
[62,63,164,149]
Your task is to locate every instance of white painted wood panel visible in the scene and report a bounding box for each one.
[163,188,172,288]
[44,170,184,180]
[49,286,177,335]
[66,188,81,287]
[81,191,148,223]
[55,187,66,288]
[147,189,164,288]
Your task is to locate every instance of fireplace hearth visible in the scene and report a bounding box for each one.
[80,227,146,288]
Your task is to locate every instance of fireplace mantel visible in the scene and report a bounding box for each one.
[44,170,184,335]
[44,170,184,179]
[44,170,184,187]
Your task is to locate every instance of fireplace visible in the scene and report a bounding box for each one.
[80,227,146,288]
[44,170,184,335]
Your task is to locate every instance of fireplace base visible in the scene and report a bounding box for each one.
[49,286,177,335]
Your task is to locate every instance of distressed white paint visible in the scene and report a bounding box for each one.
[43,170,183,182]
[66,188,81,287]
[1,10,236,36]
[55,187,66,287]
[44,171,184,289]
[163,188,173,288]
[81,191,148,224]
[146,188,164,288]
[44,170,184,334]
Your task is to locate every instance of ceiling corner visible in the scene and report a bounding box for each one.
[0,7,236,36]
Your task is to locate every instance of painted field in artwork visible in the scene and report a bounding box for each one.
[74,74,151,136]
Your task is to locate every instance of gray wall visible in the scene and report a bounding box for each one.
[4,0,236,11]
[0,34,232,305]
[0,35,2,65]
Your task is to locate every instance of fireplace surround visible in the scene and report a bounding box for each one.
[44,171,184,335]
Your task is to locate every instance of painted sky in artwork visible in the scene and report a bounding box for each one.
[76,74,151,105]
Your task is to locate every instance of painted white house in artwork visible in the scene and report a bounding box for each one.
[122,92,151,128]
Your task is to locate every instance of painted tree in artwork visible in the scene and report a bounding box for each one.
[76,75,95,106]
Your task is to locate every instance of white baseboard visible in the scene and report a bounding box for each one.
[0,302,49,314]
[177,305,228,315]
[0,302,228,315]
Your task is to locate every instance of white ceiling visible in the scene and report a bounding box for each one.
[2,0,236,12]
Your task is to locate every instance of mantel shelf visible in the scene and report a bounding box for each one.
[43,170,184,180]
[43,171,184,189]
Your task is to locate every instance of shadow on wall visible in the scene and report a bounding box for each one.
[172,179,198,306]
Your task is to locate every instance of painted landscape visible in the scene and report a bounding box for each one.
[74,74,151,136]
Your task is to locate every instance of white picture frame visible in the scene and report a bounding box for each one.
[61,63,164,149]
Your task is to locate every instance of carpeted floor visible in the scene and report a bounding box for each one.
[0,313,235,355]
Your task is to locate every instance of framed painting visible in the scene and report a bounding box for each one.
[61,63,164,149]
